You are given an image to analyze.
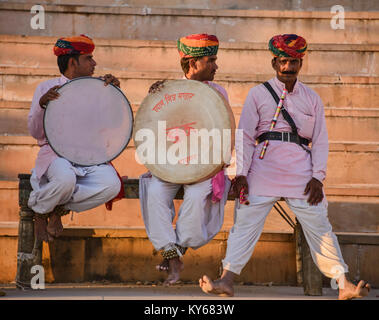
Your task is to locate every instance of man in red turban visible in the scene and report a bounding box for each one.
[268,33,307,59]
[28,35,123,243]
[199,34,371,300]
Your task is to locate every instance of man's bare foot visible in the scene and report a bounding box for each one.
[47,211,64,238]
[199,275,234,297]
[339,279,371,300]
[156,258,169,272]
[34,215,53,242]
[163,258,184,286]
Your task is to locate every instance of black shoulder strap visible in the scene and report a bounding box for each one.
[263,81,280,104]
[263,81,298,135]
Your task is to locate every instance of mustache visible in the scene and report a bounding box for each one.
[281,71,296,75]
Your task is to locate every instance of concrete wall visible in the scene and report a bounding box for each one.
[1,3,379,43]
[2,0,379,11]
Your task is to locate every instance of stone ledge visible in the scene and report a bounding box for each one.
[4,0,379,12]
[2,100,379,115]
[2,67,379,84]
[2,35,379,52]
[1,3,379,19]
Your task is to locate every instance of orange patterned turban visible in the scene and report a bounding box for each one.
[53,34,95,56]
[177,34,219,58]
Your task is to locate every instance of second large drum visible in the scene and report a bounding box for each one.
[44,77,133,166]
[134,79,235,184]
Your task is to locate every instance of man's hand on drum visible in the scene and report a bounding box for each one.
[39,85,61,109]
[101,74,121,88]
[230,175,249,199]
[148,80,166,94]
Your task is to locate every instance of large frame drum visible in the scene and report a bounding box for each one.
[134,79,235,184]
[44,77,133,166]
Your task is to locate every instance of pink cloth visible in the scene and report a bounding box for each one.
[28,75,70,179]
[236,77,328,199]
[204,81,230,202]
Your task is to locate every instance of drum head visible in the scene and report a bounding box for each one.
[44,77,133,166]
[133,79,235,184]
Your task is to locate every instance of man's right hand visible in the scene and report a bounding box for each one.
[230,175,249,199]
[148,80,166,94]
[39,85,60,109]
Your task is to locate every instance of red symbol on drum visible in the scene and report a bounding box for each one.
[178,92,195,100]
[152,99,165,112]
[179,154,198,165]
[165,94,176,104]
[152,92,195,112]
[166,122,197,143]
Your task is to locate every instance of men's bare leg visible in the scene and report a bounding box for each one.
[338,275,371,300]
[163,257,184,286]
[199,269,235,297]
[47,211,64,238]
[34,215,53,242]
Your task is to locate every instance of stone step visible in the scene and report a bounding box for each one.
[1,35,379,76]
[1,67,378,109]
[7,0,379,11]
[0,3,378,43]
[1,135,378,185]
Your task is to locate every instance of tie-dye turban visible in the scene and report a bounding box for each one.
[268,34,307,59]
[177,34,219,58]
[53,34,95,57]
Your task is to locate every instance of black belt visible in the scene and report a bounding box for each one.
[257,131,310,146]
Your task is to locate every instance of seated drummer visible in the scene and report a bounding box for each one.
[28,35,123,243]
[140,33,232,285]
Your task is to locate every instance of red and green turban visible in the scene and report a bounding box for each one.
[53,34,95,56]
[177,34,219,58]
[269,34,307,59]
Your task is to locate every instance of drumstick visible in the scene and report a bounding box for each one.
[259,88,288,159]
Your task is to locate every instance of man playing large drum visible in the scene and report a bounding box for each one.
[28,35,123,242]
[139,34,232,285]
[199,34,371,300]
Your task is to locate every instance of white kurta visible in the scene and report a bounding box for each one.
[223,77,348,279]
[139,79,231,251]
[27,75,121,214]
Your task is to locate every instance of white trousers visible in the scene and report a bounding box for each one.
[139,174,230,251]
[28,157,121,214]
[222,195,348,279]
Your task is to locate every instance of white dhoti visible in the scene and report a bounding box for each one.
[139,173,230,251]
[28,157,121,214]
[222,195,348,279]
